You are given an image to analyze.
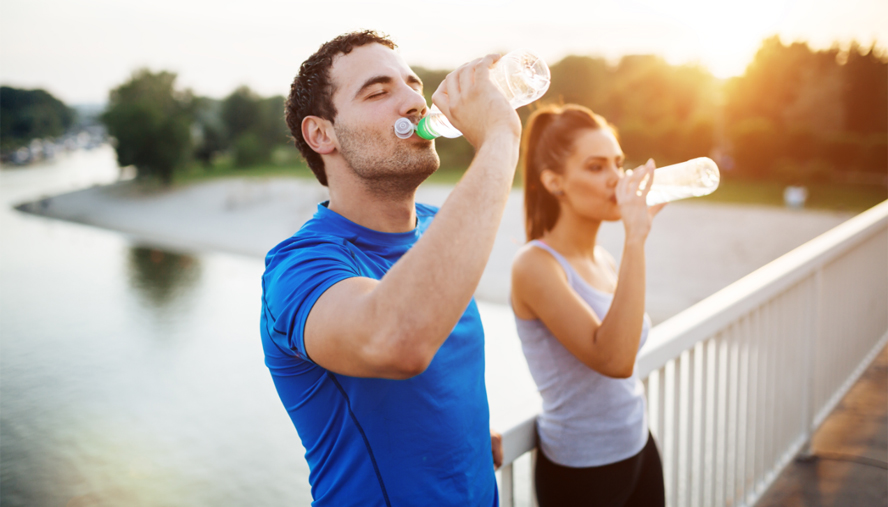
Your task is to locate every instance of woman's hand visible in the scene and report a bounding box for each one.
[616,159,666,243]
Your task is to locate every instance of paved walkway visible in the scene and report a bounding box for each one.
[756,344,888,507]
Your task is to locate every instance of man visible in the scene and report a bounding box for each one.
[260,30,520,506]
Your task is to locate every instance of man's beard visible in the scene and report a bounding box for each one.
[334,121,440,199]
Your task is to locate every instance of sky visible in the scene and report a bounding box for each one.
[1,0,886,105]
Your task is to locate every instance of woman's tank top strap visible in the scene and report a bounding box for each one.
[529,240,578,286]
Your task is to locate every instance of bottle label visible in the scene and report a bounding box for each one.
[416,118,438,140]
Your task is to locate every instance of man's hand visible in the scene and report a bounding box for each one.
[491,430,503,470]
[431,54,521,149]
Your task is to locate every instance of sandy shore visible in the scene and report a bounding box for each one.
[20,175,854,323]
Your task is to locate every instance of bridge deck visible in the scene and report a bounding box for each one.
[756,344,888,506]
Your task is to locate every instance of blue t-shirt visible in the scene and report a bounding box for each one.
[260,202,497,507]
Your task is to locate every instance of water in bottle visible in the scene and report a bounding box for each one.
[393,49,551,140]
[642,157,720,205]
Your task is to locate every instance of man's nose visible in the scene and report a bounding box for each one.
[399,86,427,119]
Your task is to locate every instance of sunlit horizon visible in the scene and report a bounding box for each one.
[1,0,886,104]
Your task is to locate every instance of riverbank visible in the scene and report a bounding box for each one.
[17,168,857,324]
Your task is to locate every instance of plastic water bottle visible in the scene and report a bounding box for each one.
[394,49,551,140]
[641,157,720,205]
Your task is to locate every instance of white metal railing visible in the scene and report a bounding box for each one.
[498,200,888,507]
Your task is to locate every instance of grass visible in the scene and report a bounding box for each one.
[172,152,886,213]
[696,178,887,213]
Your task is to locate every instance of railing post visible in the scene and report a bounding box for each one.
[500,463,513,506]
[798,269,822,459]
[530,449,539,507]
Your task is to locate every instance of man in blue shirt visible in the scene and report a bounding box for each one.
[260,30,520,506]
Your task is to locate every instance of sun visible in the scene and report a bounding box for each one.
[629,0,797,78]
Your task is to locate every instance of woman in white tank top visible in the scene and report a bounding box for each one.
[511,104,666,507]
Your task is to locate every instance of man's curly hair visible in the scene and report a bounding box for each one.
[285,30,397,186]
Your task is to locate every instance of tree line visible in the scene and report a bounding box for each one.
[415,36,886,185]
[100,70,290,184]
[0,86,75,152]
[8,36,883,187]
[724,37,886,183]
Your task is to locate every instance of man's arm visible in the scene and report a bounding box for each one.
[304,55,521,379]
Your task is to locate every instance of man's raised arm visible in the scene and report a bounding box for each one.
[304,54,521,378]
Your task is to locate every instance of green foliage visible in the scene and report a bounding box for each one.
[539,53,718,167]
[546,56,611,113]
[219,86,288,167]
[725,37,887,181]
[730,117,779,179]
[102,69,193,185]
[222,86,262,143]
[0,86,74,150]
[192,96,226,166]
[256,95,290,148]
[232,132,266,167]
[176,38,888,190]
[414,38,887,187]
[843,42,888,134]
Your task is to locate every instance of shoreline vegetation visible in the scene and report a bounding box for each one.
[5,36,884,213]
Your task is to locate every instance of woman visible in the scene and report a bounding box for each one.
[511,104,666,507]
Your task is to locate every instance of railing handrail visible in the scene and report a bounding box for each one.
[638,199,888,378]
[498,200,888,490]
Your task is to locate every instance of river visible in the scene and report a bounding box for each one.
[0,147,540,506]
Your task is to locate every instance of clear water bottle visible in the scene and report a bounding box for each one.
[394,49,551,140]
[642,157,720,205]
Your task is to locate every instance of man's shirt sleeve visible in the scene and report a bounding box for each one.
[262,239,360,363]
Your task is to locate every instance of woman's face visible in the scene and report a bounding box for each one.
[551,127,625,222]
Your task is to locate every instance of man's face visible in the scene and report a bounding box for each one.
[328,43,439,195]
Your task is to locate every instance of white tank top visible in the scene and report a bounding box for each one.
[515,240,650,467]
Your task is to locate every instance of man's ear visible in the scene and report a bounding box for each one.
[540,168,564,196]
[302,116,336,155]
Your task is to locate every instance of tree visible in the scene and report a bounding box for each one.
[843,42,888,135]
[539,54,717,166]
[725,37,888,179]
[101,69,193,185]
[546,56,611,114]
[192,96,226,166]
[220,86,289,167]
[256,95,290,149]
[222,86,261,143]
[0,86,74,151]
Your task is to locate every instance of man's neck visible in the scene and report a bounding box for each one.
[327,176,418,233]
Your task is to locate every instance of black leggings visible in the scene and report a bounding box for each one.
[535,432,665,507]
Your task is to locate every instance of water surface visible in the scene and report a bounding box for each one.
[0,148,539,506]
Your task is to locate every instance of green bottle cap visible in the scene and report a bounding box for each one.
[416,117,438,140]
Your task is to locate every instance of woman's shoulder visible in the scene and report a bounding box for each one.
[512,242,567,283]
[512,242,571,319]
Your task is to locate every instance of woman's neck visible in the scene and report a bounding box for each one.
[542,208,601,259]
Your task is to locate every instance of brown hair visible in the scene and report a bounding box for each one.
[285,30,396,186]
[521,103,616,240]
